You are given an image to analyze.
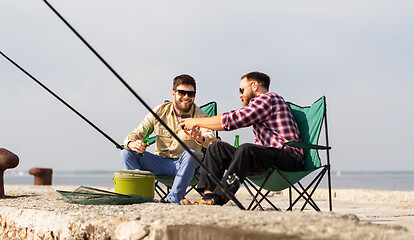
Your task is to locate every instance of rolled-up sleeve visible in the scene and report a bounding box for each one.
[221,94,273,131]
[123,107,157,150]
[199,128,216,148]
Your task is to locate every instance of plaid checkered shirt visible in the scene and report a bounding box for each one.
[221,92,304,162]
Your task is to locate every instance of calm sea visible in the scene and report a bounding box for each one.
[4,170,414,191]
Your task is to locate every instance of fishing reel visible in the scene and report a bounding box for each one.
[226,173,240,186]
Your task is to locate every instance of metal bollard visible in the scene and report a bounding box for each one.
[0,148,19,198]
[28,168,53,185]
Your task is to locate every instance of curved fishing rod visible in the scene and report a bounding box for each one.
[42,0,245,210]
[0,50,123,150]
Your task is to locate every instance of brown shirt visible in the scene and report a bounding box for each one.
[123,102,216,159]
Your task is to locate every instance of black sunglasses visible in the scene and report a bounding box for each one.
[174,89,196,98]
[239,82,255,94]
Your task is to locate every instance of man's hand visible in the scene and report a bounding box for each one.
[128,140,148,153]
[180,115,224,131]
[184,128,205,144]
[180,117,198,131]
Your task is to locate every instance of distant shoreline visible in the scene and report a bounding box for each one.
[4,170,414,191]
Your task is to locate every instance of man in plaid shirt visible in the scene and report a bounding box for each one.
[180,72,304,206]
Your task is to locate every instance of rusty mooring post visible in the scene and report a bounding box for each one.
[28,168,53,185]
[0,148,20,198]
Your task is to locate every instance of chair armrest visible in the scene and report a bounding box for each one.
[284,141,331,150]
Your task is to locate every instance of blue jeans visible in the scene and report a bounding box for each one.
[120,149,200,203]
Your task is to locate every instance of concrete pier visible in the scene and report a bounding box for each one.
[1,185,413,239]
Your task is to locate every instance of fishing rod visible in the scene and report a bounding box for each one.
[0,50,123,150]
[41,0,245,209]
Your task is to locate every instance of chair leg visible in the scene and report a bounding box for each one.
[297,167,328,211]
[276,170,321,211]
[298,182,320,211]
[288,167,327,211]
[287,184,320,211]
[288,178,322,211]
[244,170,275,208]
[184,184,202,196]
[327,165,333,211]
[163,187,171,201]
[244,178,264,210]
[155,181,167,199]
[251,191,279,211]
[244,178,280,211]
[243,180,265,211]
[154,181,172,202]
[154,186,163,199]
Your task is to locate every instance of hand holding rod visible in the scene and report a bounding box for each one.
[42,0,245,210]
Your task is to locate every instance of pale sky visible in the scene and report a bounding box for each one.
[1,0,413,172]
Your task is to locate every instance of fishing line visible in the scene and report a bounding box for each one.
[0,50,123,150]
[41,0,245,209]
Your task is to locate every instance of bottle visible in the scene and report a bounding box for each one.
[234,135,239,148]
[137,127,152,156]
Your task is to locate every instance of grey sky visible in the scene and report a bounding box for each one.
[1,0,413,172]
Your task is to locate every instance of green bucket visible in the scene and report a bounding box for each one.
[113,172,155,198]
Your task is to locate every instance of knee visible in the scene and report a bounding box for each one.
[234,143,255,158]
[235,143,251,153]
[207,141,225,154]
[120,149,135,161]
[210,141,221,148]
[183,149,198,159]
[182,150,200,164]
[120,149,129,158]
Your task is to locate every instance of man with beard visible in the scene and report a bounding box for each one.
[121,74,216,204]
[180,72,304,205]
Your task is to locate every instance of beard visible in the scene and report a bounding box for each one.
[241,92,254,107]
[174,98,193,113]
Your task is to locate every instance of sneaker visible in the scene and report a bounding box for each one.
[196,194,225,206]
[202,193,215,200]
[197,198,216,205]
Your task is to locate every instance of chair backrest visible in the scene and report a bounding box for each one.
[199,101,218,117]
[199,102,219,139]
[148,101,219,145]
[288,96,326,170]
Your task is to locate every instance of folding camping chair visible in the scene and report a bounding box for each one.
[147,101,220,202]
[243,96,332,211]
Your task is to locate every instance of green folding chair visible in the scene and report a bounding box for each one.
[147,101,220,202]
[243,96,332,211]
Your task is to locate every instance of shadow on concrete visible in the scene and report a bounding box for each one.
[1,194,40,199]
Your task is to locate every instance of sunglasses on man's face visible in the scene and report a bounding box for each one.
[239,82,255,94]
[174,89,196,98]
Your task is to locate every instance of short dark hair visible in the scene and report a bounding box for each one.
[241,72,270,91]
[173,74,196,91]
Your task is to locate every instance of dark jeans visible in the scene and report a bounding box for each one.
[197,141,303,202]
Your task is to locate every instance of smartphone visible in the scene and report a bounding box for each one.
[181,114,190,129]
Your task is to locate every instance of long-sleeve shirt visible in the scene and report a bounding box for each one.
[221,92,304,163]
[124,102,216,159]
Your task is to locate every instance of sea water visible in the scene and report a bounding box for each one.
[4,170,114,187]
[4,170,414,191]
